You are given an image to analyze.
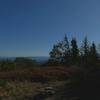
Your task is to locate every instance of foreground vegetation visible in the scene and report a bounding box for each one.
[0,35,100,99]
[0,66,80,100]
[0,57,80,100]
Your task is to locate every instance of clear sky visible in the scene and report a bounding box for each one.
[0,0,100,57]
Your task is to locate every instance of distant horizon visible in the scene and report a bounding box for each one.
[0,56,49,58]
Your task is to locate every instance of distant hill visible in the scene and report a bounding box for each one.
[0,56,49,63]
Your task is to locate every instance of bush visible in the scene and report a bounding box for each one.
[0,79,7,87]
[15,57,39,69]
[43,59,64,66]
[0,60,16,71]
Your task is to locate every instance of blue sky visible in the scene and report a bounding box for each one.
[0,0,100,57]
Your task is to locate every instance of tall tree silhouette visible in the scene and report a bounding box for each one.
[49,35,71,65]
[70,37,79,65]
[81,36,90,67]
[97,44,100,59]
[63,35,71,65]
[89,42,99,67]
[49,35,100,67]
[49,44,62,61]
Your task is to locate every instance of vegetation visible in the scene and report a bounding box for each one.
[0,60,16,71]
[49,35,100,69]
[0,35,100,99]
[48,35,100,100]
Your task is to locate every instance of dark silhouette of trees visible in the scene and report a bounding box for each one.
[49,44,63,61]
[80,37,99,68]
[49,35,100,68]
[80,36,91,67]
[49,35,100,100]
[82,36,90,55]
[70,37,79,65]
[49,35,70,65]
[63,35,71,65]
[89,42,99,68]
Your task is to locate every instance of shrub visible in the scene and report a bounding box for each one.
[43,59,64,66]
[0,79,7,87]
[15,57,39,69]
[0,60,16,71]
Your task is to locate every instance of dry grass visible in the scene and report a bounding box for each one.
[0,66,80,79]
[0,80,67,100]
[0,66,81,99]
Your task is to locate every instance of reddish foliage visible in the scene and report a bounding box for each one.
[0,66,80,79]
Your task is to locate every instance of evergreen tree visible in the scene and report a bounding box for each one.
[97,44,100,59]
[63,34,70,51]
[81,36,90,67]
[49,44,62,61]
[49,35,71,65]
[82,36,90,56]
[70,37,79,65]
[63,35,71,65]
[89,42,99,67]
[90,42,97,58]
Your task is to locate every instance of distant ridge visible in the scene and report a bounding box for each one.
[0,56,49,63]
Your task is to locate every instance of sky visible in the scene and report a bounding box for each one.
[0,0,100,57]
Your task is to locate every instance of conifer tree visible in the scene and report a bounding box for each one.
[89,42,99,67]
[49,44,62,61]
[49,34,71,65]
[63,35,71,65]
[70,37,79,65]
[97,44,100,59]
[81,36,90,67]
[82,36,90,56]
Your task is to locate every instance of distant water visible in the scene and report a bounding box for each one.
[0,56,49,63]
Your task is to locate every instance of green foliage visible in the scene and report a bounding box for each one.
[0,60,16,71]
[43,59,63,66]
[15,57,39,68]
[50,35,71,65]
[80,37,99,68]
[0,58,39,71]
[63,35,71,65]
[0,79,7,87]
[70,37,79,65]
[90,42,98,60]
[49,35,100,69]
[81,36,90,56]
[80,36,90,67]
[88,42,99,68]
[49,44,63,61]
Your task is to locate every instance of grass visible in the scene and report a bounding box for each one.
[0,80,67,100]
[0,66,81,100]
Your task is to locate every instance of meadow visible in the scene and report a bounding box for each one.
[0,58,81,100]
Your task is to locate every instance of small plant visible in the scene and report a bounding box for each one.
[0,79,7,87]
[0,60,16,71]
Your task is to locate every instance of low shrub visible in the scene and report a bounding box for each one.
[0,60,16,71]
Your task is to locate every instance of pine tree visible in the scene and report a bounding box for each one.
[82,36,90,56]
[80,36,90,67]
[49,34,71,65]
[49,44,62,61]
[70,37,79,65]
[63,35,71,65]
[89,42,99,67]
[97,44,100,59]
[90,42,97,57]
